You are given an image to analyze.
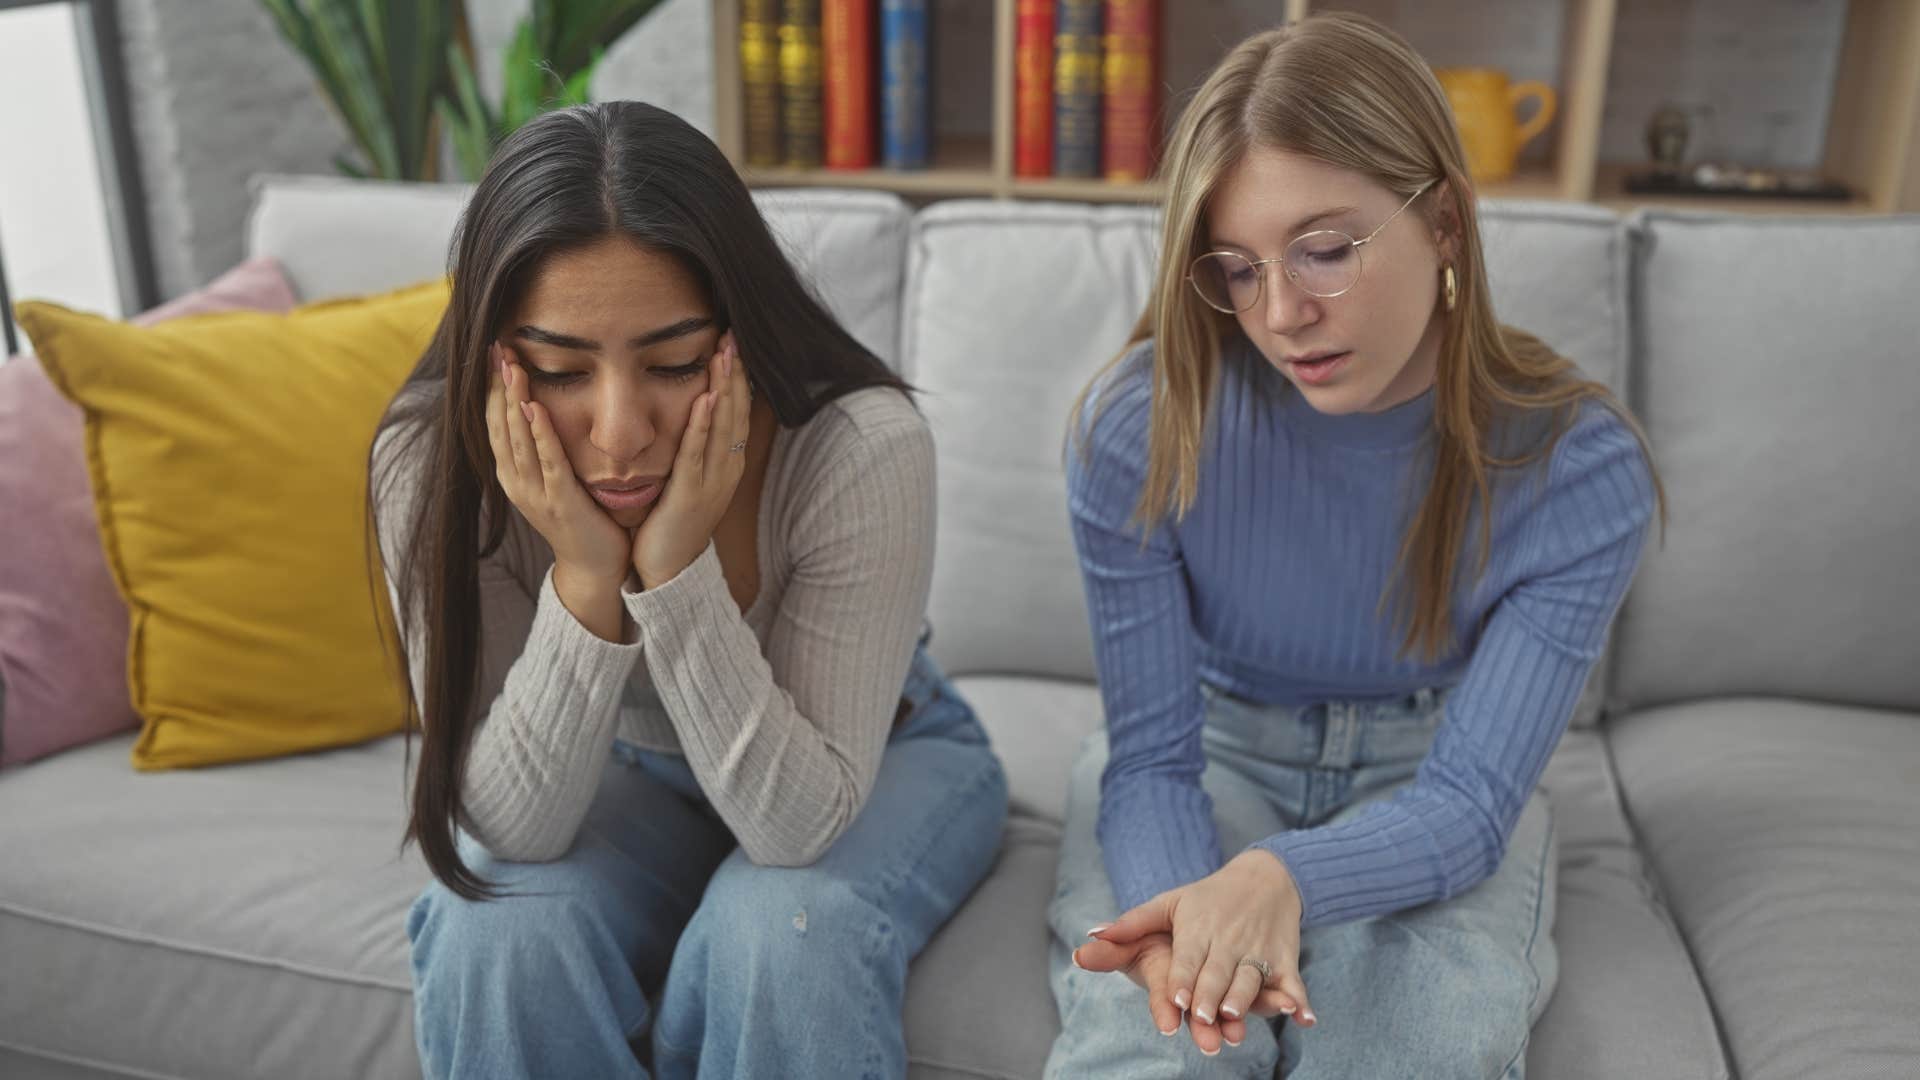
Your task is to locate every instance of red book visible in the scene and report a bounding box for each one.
[1015,0,1056,178]
[823,0,875,170]
[1102,0,1159,181]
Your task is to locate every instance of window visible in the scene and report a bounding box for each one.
[0,0,154,355]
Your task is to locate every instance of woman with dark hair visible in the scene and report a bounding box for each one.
[370,101,1008,1079]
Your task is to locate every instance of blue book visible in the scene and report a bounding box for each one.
[1053,0,1102,178]
[882,0,930,169]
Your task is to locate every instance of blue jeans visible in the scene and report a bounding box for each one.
[1046,684,1558,1079]
[407,646,1008,1080]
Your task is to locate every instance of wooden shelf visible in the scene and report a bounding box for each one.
[1592,163,1876,216]
[710,0,1920,213]
[742,136,1000,197]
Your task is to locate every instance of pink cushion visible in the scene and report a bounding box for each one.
[1,256,298,766]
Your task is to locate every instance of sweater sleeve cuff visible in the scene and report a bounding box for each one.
[1249,831,1368,929]
[1101,790,1223,911]
[530,564,645,676]
[622,542,727,629]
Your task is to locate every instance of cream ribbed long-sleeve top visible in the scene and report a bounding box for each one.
[373,385,934,866]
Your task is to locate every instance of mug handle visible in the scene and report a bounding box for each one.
[1509,81,1558,146]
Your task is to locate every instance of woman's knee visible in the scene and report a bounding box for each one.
[408,864,631,987]
[686,858,887,966]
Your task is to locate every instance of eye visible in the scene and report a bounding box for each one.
[524,367,584,389]
[652,355,711,384]
[1302,243,1355,265]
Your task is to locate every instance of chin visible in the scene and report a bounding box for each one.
[610,505,654,530]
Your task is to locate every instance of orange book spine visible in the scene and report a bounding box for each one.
[1015,0,1056,178]
[823,0,875,169]
[1101,0,1158,181]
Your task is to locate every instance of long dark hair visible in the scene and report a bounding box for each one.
[370,101,908,899]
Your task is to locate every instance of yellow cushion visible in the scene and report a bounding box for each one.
[16,279,448,769]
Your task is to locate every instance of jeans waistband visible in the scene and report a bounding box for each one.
[1200,683,1447,770]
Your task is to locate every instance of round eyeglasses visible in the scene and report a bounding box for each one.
[1188,180,1435,312]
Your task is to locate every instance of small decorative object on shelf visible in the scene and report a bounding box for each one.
[1644,103,1690,177]
[1626,102,1851,201]
[1624,161,1853,201]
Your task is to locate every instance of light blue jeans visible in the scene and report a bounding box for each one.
[1046,684,1559,1079]
[407,646,1008,1080]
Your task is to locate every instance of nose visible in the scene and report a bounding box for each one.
[1261,263,1320,337]
[586,379,657,463]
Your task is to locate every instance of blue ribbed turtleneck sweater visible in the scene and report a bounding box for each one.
[1066,337,1656,928]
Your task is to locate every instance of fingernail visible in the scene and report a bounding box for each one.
[1070,948,1085,970]
[1084,924,1110,938]
[1174,989,1190,1010]
[1221,1004,1241,1019]
[1302,1010,1316,1025]
[1194,1007,1212,1024]
[1159,1023,1177,1037]
[519,402,532,422]
[1279,1003,1296,1015]
[1201,1046,1221,1057]
[1225,1035,1243,1048]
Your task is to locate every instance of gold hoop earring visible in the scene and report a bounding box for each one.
[1442,264,1458,312]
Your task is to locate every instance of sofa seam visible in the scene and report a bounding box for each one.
[1598,726,1740,1080]
[0,900,415,994]
[0,1037,193,1080]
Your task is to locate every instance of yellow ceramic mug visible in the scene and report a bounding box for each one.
[1434,68,1557,183]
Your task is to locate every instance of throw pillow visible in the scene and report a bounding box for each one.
[14,277,446,769]
[0,257,298,767]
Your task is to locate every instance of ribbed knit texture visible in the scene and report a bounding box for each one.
[1067,339,1656,927]
[374,386,935,865]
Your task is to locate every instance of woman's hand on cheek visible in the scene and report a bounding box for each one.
[487,341,631,588]
[631,331,750,589]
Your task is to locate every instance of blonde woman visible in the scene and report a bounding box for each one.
[1052,14,1664,1078]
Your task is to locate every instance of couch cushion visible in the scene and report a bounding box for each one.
[1610,698,1920,1080]
[0,733,422,1079]
[903,816,1062,1080]
[1613,211,1920,712]
[1529,729,1729,1080]
[953,674,1104,825]
[245,176,911,369]
[906,199,1632,727]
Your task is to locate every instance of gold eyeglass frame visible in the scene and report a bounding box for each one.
[1188,179,1436,312]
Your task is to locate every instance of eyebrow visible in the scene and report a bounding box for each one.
[1211,205,1361,252]
[513,315,713,353]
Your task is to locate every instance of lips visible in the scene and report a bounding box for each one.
[587,476,664,511]
[1284,350,1352,387]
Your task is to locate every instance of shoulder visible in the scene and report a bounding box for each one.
[788,384,931,473]
[1528,396,1658,556]
[1067,340,1157,493]
[775,386,934,524]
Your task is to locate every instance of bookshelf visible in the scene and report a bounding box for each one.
[710,0,1920,213]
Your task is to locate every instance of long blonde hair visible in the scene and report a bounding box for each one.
[1077,12,1665,663]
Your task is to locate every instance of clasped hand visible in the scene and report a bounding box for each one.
[1072,849,1316,1055]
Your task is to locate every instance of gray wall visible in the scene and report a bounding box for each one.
[122,0,711,301]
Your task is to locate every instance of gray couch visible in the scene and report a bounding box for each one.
[3,176,1916,1080]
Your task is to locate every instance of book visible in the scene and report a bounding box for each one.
[779,0,824,168]
[1015,0,1056,178]
[823,0,876,169]
[741,0,783,167]
[881,0,930,170]
[1101,0,1158,181]
[1053,0,1102,179]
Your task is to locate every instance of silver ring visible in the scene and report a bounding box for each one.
[728,440,747,454]
[1238,955,1272,981]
